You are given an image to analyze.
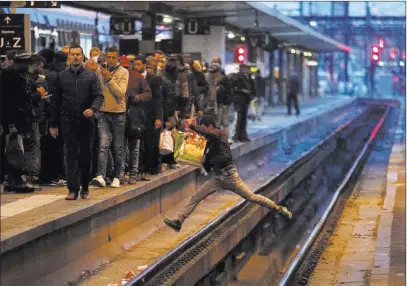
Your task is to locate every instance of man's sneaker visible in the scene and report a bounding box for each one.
[110,178,120,188]
[92,176,106,187]
[278,206,293,219]
[164,218,182,232]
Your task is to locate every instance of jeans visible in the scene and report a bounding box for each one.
[24,121,41,177]
[177,166,279,223]
[128,138,140,177]
[96,112,126,179]
[61,115,95,193]
[216,105,229,138]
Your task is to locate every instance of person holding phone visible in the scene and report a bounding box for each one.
[92,47,129,189]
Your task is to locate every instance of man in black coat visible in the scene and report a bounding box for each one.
[50,45,104,200]
[230,64,254,142]
[133,54,163,176]
[25,54,47,184]
[287,71,301,116]
[39,52,68,185]
[1,53,41,191]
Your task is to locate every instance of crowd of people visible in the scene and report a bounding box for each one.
[0,45,270,199]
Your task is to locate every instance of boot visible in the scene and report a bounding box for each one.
[80,188,89,199]
[65,191,79,200]
[164,218,182,232]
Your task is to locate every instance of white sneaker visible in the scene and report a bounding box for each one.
[110,178,120,188]
[92,176,106,187]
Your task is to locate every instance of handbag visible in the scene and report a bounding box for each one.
[159,130,174,155]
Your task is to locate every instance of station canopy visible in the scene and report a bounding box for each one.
[66,1,351,53]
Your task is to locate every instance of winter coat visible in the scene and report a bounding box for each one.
[160,70,179,122]
[176,67,203,118]
[229,72,254,105]
[289,74,300,95]
[126,70,152,139]
[49,64,104,128]
[216,76,231,106]
[145,72,163,122]
[27,73,47,122]
[192,67,209,99]
[1,66,33,134]
[100,65,129,113]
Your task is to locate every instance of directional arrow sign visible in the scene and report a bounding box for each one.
[0,14,31,55]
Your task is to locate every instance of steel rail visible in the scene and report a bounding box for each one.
[127,107,374,286]
[278,107,390,286]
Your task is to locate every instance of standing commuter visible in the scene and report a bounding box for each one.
[50,45,104,200]
[92,47,129,188]
[287,71,300,116]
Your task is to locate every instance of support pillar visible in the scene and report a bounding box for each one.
[278,48,284,104]
[299,53,304,98]
[269,49,274,105]
[182,25,225,65]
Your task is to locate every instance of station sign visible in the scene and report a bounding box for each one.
[25,1,61,8]
[0,14,31,55]
[0,1,60,8]
[184,18,210,35]
[110,16,138,35]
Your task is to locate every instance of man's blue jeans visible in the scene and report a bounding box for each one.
[96,112,126,179]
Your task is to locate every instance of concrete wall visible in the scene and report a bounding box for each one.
[182,25,225,64]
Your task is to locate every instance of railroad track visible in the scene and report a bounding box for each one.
[127,104,392,286]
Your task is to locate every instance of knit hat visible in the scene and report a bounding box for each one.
[192,60,202,72]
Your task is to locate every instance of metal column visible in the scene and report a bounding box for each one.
[278,48,284,104]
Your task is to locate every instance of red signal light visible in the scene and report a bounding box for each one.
[235,45,247,64]
[371,45,380,63]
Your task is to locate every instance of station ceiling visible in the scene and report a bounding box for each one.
[66,1,351,53]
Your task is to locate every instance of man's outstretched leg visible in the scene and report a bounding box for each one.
[164,176,223,232]
[224,166,292,218]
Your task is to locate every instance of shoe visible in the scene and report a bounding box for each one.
[167,164,179,170]
[80,188,89,199]
[241,137,251,142]
[278,206,292,219]
[139,173,150,181]
[65,192,79,200]
[110,178,120,188]
[92,176,106,187]
[128,176,137,185]
[164,218,182,232]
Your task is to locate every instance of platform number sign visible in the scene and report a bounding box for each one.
[184,18,210,35]
[0,14,30,55]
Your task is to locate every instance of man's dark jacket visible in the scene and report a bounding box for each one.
[45,62,67,96]
[1,66,33,134]
[126,70,152,138]
[26,73,46,122]
[229,72,254,105]
[145,72,163,122]
[50,65,104,128]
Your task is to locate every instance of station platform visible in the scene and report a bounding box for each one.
[308,99,405,286]
[1,95,358,286]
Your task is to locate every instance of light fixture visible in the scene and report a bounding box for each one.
[238,55,244,62]
[240,36,245,42]
[307,60,318,66]
[238,48,244,54]
[163,17,173,24]
[309,21,317,27]
[400,61,405,67]
[291,49,296,54]
[228,32,235,39]
[378,61,384,67]
[296,50,300,54]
